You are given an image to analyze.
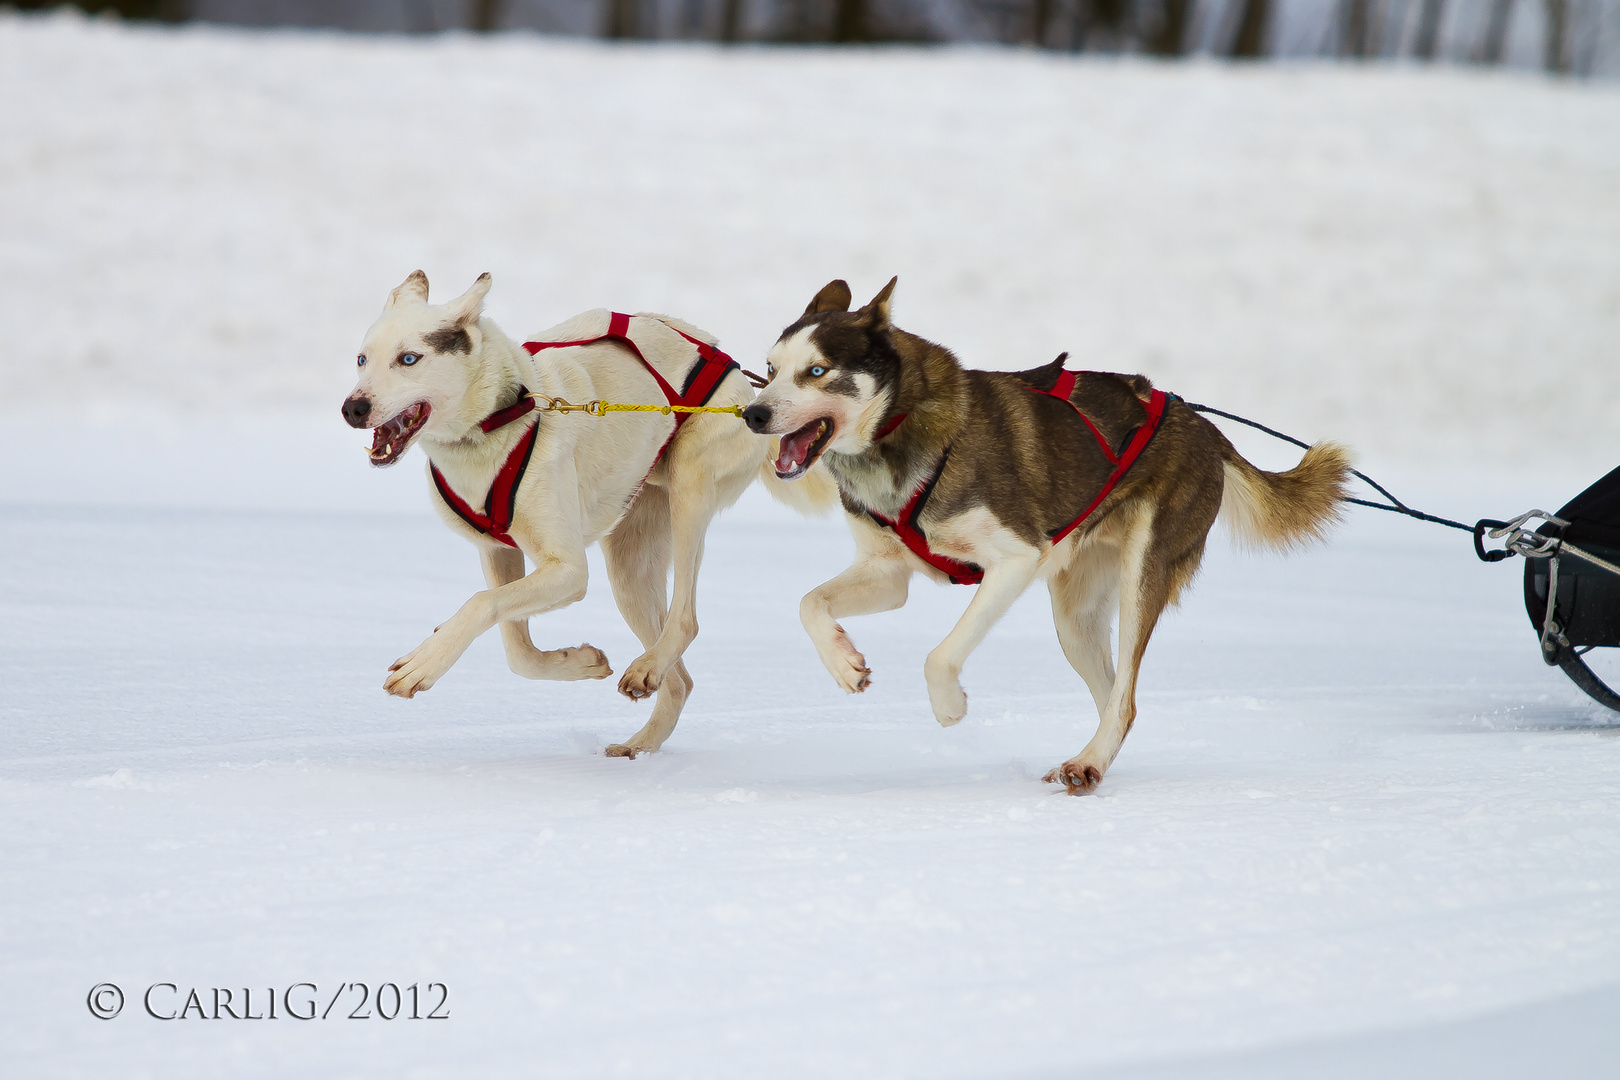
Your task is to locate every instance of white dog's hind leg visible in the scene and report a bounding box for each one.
[600,488,691,757]
[799,546,912,694]
[921,548,1042,726]
[480,547,611,681]
[616,422,754,701]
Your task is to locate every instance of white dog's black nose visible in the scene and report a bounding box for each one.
[741,403,772,433]
[342,396,372,428]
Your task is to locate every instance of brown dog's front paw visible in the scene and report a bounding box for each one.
[819,625,872,693]
[1042,761,1103,795]
[604,743,640,759]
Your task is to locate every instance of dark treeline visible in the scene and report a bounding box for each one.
[12,0,1611,74]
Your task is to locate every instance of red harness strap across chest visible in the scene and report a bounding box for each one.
[868,372,1172,586]
[430,313,738,549]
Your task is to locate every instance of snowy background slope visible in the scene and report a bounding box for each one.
[5,11,1620,467]
[2,11,1620,1079]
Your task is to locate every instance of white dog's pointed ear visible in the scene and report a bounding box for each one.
[387,270,429,310]
[445,272,492,327]
[804,279,852,316]
[860,276,897,331]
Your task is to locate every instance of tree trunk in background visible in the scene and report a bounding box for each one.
[1413,0,1445,58]
[471,0,504,31]
[681,0,706,35]
[605,0,640,38]
[1478,0,1514,62]
[1148,0,1192,55]
[1230,0,1270,56]
[1543,0,1571,71]
[404,0,438,32]
[1030,0,1057,46]
[12,0,191,17]
[834,0,868,41]
[1340,0,1371,56]
[720,0,745,41]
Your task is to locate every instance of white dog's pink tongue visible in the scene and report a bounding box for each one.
[776,423,822,474]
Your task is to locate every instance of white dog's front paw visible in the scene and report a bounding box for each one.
[566,645,613,680]
[384,636,457,698]
[512,644,613,682]
[924,657,966,726]
[816,624,872,694]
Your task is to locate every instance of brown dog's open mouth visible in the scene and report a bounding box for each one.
[367,402,431,467]
[775,418,833,480]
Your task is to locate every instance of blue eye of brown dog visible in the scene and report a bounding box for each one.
[809,365,827,377]
[398,352,421,366]
[356,354,366,367]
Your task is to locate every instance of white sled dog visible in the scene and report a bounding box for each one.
[342,271,831,756]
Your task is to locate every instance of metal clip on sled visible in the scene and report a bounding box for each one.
[1473,469,1620,713]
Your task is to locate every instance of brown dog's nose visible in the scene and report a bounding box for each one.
[741,403,772,433]
[341,396,372,428]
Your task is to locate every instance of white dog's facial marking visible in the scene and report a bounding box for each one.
[343,272,492,468]
[422,326,472,355]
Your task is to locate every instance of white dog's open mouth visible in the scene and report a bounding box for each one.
[367,402,431,467]
[775,418,833,480]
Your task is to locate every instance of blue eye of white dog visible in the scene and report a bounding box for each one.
[356,354,366,367]
[809,365,827,377]
[399,352,421,366]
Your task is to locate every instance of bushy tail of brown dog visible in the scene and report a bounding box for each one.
[1217,438,1353,552]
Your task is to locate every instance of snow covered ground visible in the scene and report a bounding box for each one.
[3,11,1619,1079]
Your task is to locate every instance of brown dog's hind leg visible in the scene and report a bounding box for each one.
[599,486,690,757]
[480,546,612,681]
[1047,545,1121,719]
[1045,512,1175,795]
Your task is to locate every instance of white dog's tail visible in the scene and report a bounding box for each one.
[757,448,840,516]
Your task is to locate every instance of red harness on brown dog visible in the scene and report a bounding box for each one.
[868,371,1172,585]
[430,313,738,549]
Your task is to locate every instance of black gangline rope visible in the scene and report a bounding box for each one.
[1185,402,1476,534]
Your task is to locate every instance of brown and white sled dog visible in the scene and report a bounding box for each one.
[742,278,1351,794]
[341,271,831,757]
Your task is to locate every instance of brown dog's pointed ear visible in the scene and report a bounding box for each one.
[445,272,492,327]
[387,270,429,311]
[803,279,852,316]
[860,276,897,330]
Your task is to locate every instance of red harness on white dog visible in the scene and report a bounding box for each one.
[868,371,1172,585]
[430,313,738,548]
